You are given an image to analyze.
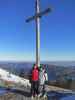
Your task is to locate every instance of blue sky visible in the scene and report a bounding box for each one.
[0,0,75,61]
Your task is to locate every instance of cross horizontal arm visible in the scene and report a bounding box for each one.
[26,7,51,23]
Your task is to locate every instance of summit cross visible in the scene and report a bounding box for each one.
[26,0,52,67]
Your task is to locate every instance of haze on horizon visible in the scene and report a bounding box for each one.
[0,0,75,61]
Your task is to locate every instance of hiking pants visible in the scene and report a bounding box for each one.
[31,81,39,96]
[39,84,46,95]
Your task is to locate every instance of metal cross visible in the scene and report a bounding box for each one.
[26,0,51,67]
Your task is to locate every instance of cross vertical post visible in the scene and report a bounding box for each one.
[35,0,40,67]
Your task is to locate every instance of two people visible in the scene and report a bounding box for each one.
[30,64,48,99]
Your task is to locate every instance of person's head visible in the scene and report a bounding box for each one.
[39,64,42,71]
[39,67,42,71]
[33,64,38,69]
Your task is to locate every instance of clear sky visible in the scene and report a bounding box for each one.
[0,0,75,61]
